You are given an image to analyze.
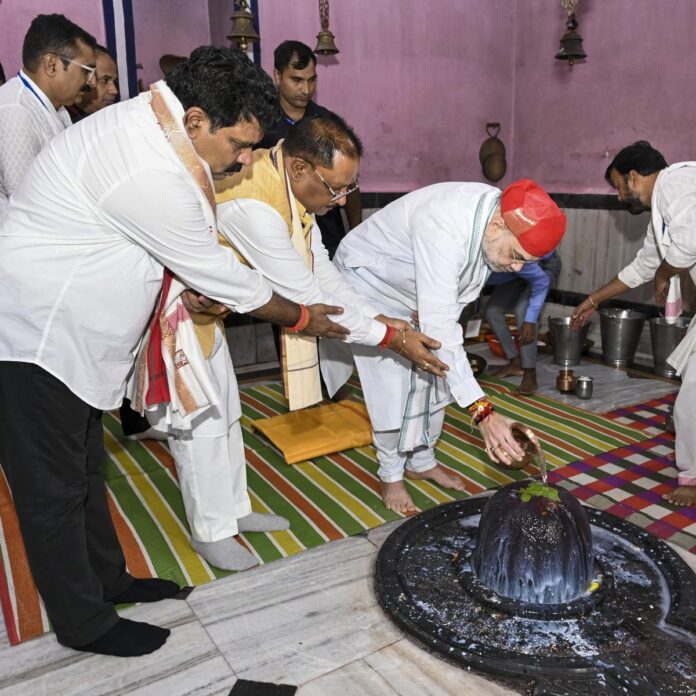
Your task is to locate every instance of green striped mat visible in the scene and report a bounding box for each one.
[1,375,649,643]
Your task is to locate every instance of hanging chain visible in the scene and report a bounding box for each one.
[560,0,578,14]
[319,0,330,31]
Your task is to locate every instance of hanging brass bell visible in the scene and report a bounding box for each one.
[555,13,586,65]
[479,123,507,182]
[315,29,339,55]
[227,1,260,52]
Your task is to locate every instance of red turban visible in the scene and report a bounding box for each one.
[500,179,566,257]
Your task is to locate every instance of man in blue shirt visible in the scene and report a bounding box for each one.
[484,252,562,394]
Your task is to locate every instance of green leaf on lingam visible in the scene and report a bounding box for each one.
[519,481,561,503]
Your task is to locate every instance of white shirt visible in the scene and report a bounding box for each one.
[333,182,501,409]
[0,72,73,209]
[0,82,272,410]
[618,163,696,288]
[217,199,386,345]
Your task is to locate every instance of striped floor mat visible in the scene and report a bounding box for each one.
[0,376,648,644]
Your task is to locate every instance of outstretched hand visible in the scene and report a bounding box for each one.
[478,412,527,466]
[569,298,596,330]
[375,314,412,332]
[393,330,449,377]
[304,303,350,339]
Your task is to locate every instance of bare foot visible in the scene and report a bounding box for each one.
[518,369,538,395]
[495,356,523,378]
[662,486,696,507]
[380,480,418,514]
[405,464,467,492]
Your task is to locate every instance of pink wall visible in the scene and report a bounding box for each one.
[0,0,105,76]
[257,0,516,192]
[132,0,211,86]
[511,0,696,193]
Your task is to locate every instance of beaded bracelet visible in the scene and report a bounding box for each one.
[288,304,310,333]
[587,295,599,310]
[378,325,397,349]
[468,399,496,426]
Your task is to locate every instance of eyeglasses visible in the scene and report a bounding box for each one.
[511,248,537,265]
[59,56,97,82]
[310,164,359,202]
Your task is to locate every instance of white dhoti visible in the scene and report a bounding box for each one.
[148,326,251,541]
[320,268,452,483]
[672,352,696,487]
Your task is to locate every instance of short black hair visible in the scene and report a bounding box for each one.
[274,40,316,72]
[0,62,5,84]
[284,113,363,168]
[166,45,281,133]
[22,14,97,72]
[95,44,113,58]
[605,141,668,184]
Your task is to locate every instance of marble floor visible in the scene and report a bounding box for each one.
[0,355,686,695]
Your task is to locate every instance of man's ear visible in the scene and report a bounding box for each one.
[183,107,208,140]
[287,155,308,181]
[41,53,60,78]
[272,68,281,87]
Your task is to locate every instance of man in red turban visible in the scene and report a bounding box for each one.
[321,180,566,514]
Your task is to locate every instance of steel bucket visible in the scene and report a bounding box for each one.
[650,317,690,378]
[600,309,646,367]
[549,317,590,366]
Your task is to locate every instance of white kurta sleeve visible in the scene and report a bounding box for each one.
[218,200,386,345]
[617,222,661,288]
[0,105,43,201]
[99,169,272,313]
[662,190,696,269]
[412,225,485,407]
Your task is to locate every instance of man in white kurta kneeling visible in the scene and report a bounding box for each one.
[322,180,567,513]
[152,114,448,569]
[571,141,696,506]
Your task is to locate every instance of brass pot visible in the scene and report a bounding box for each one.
[483,153,506,182]
[556,368,577,393]
[479,123,507,182]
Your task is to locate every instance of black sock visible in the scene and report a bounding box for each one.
[108,578,181,604]
[73,618,170,657]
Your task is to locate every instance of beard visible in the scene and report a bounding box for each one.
[481,233,511,272]
[623,190,649,215]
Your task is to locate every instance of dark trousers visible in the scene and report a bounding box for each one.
[0,362,132,646]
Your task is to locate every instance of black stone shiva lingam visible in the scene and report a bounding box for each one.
[375,480,696,695]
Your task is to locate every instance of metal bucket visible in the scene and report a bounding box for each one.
[600,309,646,367]
[650,317,690,378]
[550,317,590,366]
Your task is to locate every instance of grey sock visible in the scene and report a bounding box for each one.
[237,512,290,533]
[191,537,259,571]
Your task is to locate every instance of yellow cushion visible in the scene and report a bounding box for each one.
[251,400,373,464]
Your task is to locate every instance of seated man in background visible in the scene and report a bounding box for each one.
[258,40,361,257]
[484,251,561,395]
[67,44,118,121]
[155,114,447,569]
[322,180,567,513]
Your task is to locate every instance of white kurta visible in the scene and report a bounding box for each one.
[0,72,72,209]
[0,81,272,410]
[217,199,386,345]
[323,182,500,433]
[616,163,696,485]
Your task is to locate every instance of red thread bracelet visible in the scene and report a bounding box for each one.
[378,325,396,349]
[288,304,310,333]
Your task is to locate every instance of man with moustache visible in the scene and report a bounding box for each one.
[571,141,696,507]
[68,44,118,122]
[0,46,346,658]
[322,180,567,513]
